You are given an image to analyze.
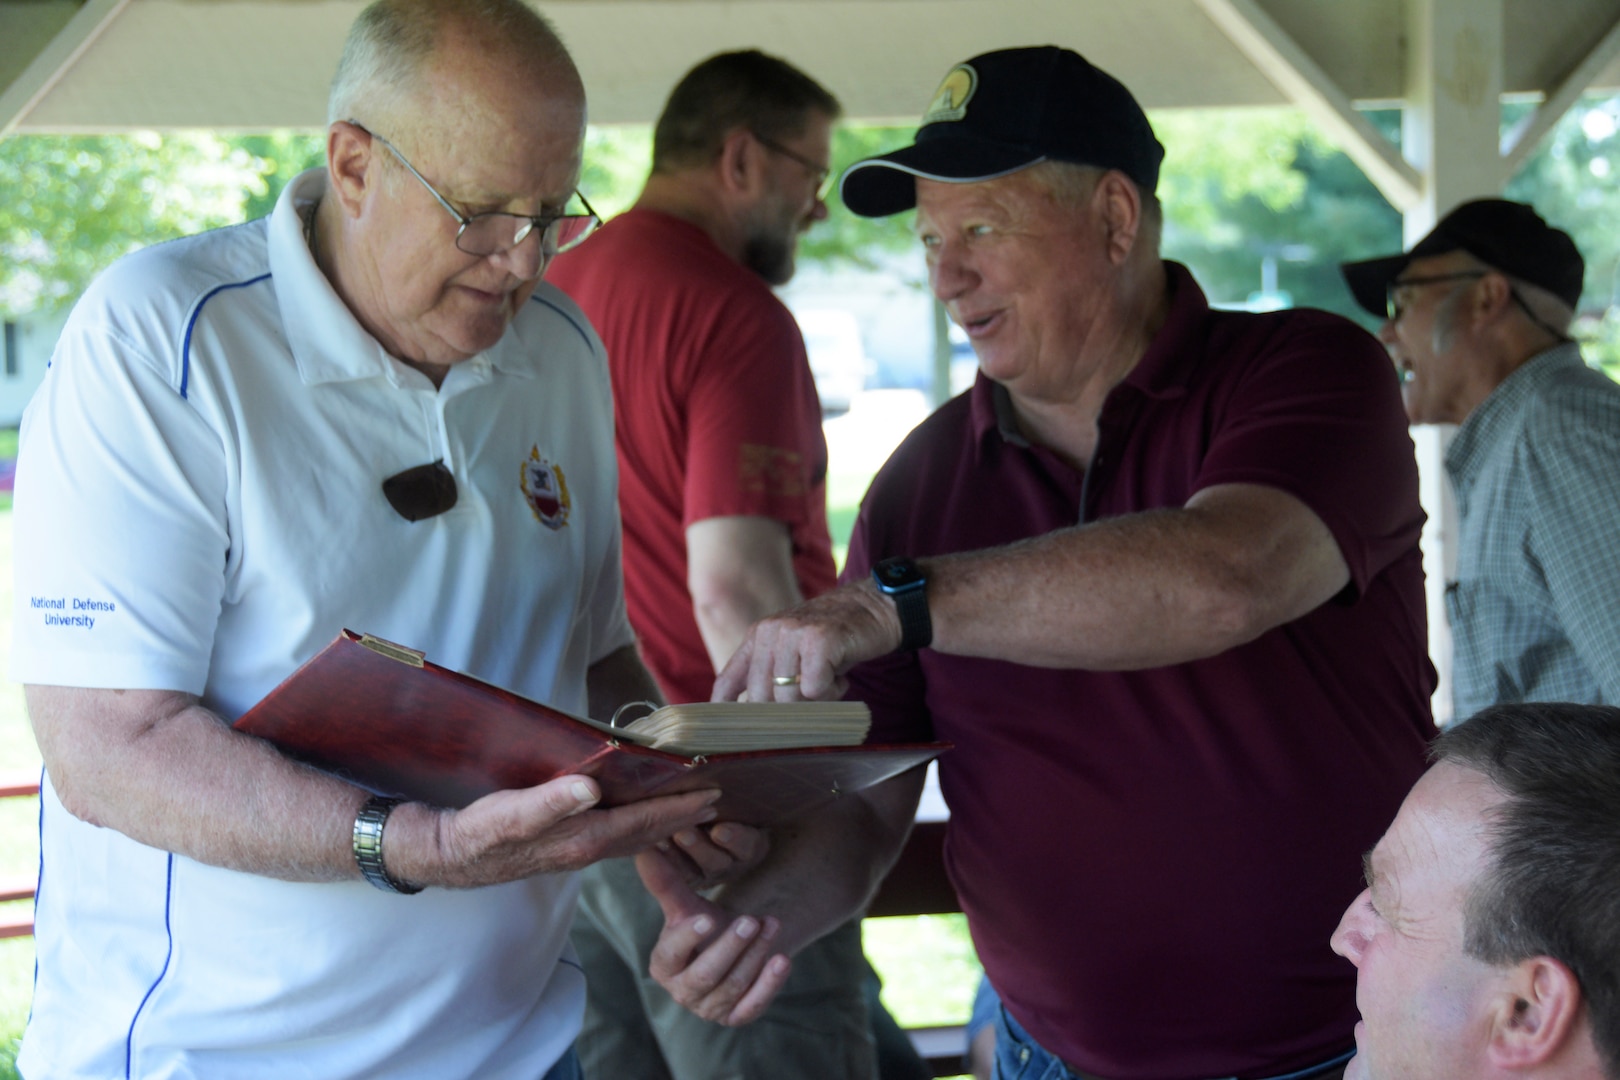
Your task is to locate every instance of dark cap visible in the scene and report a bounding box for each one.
[839,46,1165,218]
[1340,199,1585,319]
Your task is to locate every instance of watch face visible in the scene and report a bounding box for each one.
[873,557,924,590]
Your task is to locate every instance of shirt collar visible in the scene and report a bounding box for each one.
[269,169,398,386]
[1445,342,1586,486]
[268,169,527,388]
[1121,261,1206,399]
[969,261,1206,453]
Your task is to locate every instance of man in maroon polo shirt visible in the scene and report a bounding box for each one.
[632,46,1436,1080]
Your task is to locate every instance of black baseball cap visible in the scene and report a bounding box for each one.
[1340,199,1585,319]
[839,46,1165,218]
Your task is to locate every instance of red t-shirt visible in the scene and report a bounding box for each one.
[845,265,1436,1078]
[548,210,835,704]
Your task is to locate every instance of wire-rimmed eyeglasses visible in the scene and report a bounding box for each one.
[750,131,833,201]
[348,120,600,258]
[1384,273,1486,322]
[1386,270,1572,342]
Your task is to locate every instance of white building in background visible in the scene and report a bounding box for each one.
[0,310,66,428]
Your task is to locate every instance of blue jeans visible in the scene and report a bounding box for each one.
[990,1005,1082,1080]
[967,974,1000,1046]
[544,1048,583,1080]
[991,1005,1353,1080]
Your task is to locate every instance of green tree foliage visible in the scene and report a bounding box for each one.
[2,94,1614,336]
[579,125,653,216]
[1153,106,1402,322]
[233,133,326,222]
[1504,94,1620,375]
[799,125,926,271]
[0,133,270,319]
[1506,94,1620,311]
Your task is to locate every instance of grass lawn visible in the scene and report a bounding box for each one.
[0,496,39,1077]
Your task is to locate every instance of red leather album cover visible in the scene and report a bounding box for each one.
[232,630,947,825]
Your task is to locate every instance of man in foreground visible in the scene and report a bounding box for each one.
[8,2,722,1076]
[639,46,1436,1080]
[1341,201,1620,718]
[1332,702,1620,1079]
[549,50,893,1080]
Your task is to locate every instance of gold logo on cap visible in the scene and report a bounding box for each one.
[922,64,977,124]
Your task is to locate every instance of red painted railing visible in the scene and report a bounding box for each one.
[0,770,39,939]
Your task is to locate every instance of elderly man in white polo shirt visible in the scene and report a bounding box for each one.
[6,2,732,1077]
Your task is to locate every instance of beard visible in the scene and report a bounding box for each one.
[742,226,796,286]
[740,189,809,286]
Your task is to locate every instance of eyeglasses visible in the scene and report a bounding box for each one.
[751,131,833,201]
[349,121,600,258]
[1385,272,1486,322]
[1387,270,1573,342]
[383,460,458,522]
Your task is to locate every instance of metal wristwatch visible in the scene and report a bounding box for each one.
[871,556,932,652]
[353,795,422,895]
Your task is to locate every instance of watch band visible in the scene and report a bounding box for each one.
[871,556,932,652]
[892,585,932,652]
[353,795,422,895]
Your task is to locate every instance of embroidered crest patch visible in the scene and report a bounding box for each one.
[923,64,978,124]
[520,445,572,529]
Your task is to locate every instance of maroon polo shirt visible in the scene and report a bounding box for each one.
[846,264,1435,1079]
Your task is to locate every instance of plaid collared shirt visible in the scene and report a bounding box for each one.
[1446,343,1620,720]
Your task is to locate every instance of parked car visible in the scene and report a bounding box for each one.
[792,308,871,415]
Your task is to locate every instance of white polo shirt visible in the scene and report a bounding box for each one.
[10,169,633,1079]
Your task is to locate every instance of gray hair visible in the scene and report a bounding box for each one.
[1444,250,1576,336]
[1506,275,1576,335]
[1023,160,1163,252]
[1436,703,1620,1080]
[328,0,572,126]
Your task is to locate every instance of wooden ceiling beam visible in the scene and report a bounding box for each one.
[1194,0,1422,210]
[1501,7,1620,176]
[0,0,132,136]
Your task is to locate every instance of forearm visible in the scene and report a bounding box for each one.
[694,576,803,673]
[709,773,922,956]
[718,487,1347,704]
[32,681,726,891]
[925,486,1349,669]
[31,685,367,882]
[688,515,803,672]
[926,511,1257,668]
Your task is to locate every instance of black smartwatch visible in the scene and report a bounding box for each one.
[871,556,932,652]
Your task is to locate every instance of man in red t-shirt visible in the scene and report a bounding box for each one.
[547,51,908,1080]
[547,51,836,709]
[637,47,1436,1080]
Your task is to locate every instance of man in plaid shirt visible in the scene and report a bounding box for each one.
[1343,199,1620,719]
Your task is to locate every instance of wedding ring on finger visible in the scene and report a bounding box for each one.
[772,674,801,687]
